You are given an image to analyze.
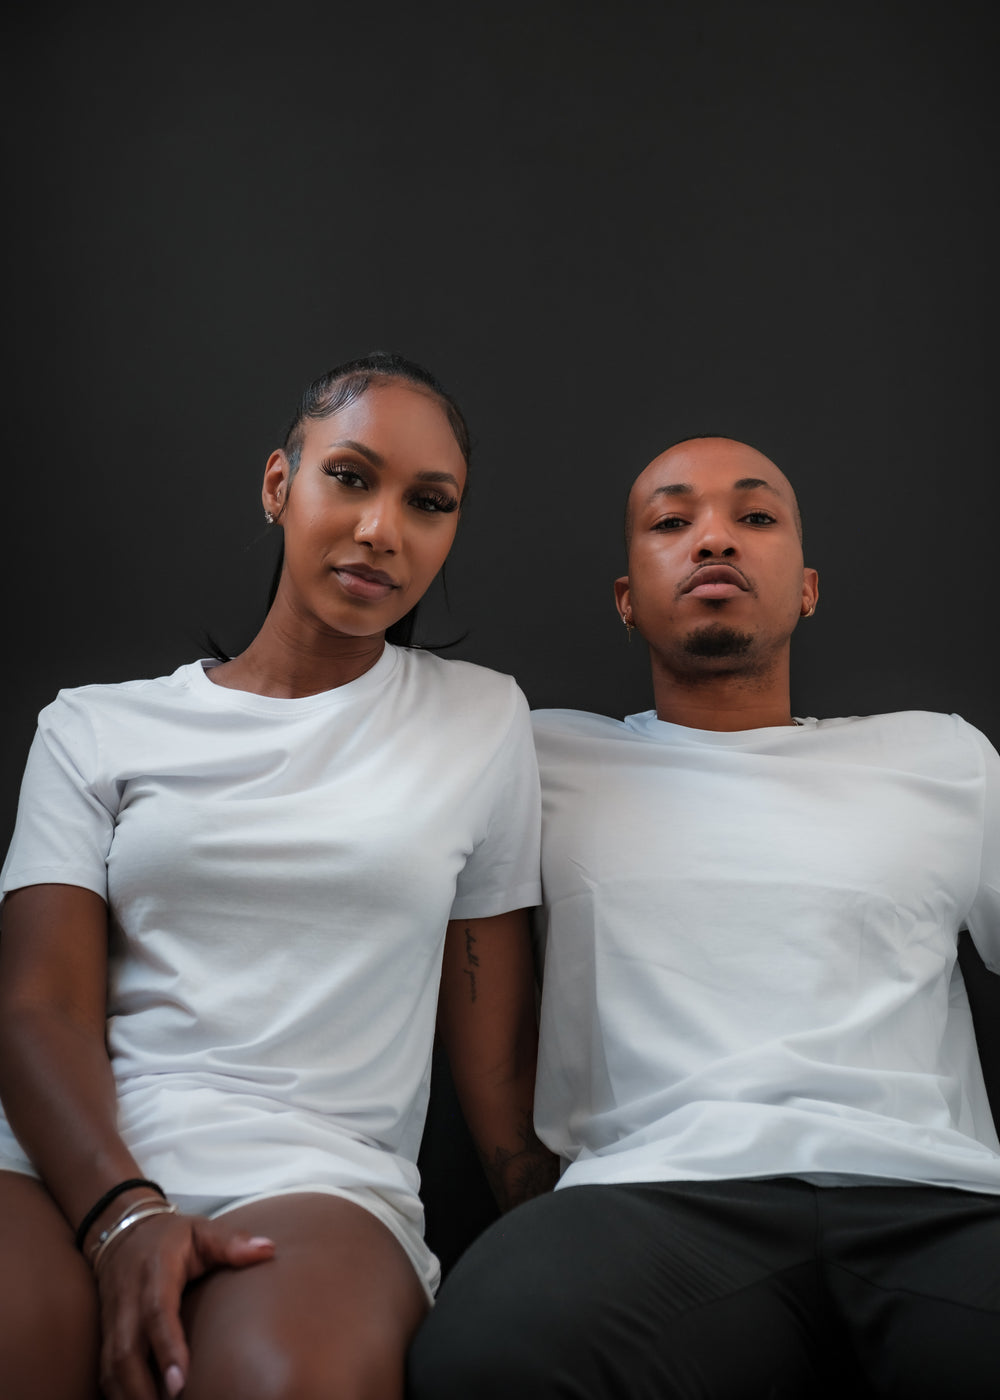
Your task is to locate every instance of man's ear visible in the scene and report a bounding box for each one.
[614,575,632,623]
[262,449,290,522]
[800,567,819,617]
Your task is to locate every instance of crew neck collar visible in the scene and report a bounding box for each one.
[186,644,400,714]
[625,709,818,744]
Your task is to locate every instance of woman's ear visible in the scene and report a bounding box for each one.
[262,450,290,523]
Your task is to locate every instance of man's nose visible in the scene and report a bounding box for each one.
[693,513,737,558]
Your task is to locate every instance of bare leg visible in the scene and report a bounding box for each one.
[0,1170,101,1400]
[181,1192,429,1400]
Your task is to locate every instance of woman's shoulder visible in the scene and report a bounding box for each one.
[396,647,525,710]
[38,662,205,726]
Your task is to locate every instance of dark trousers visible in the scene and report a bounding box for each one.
[407,1177,1000,1399]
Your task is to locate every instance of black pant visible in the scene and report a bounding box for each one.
[407,1177,1000,1399]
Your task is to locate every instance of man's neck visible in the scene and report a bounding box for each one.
[649,657,797,732]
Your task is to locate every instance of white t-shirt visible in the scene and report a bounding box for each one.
[1,647,541,1215]
[532,707,1000,1194]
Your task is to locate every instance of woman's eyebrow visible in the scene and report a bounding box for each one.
[324,438,385,466]
[416,470,461,489]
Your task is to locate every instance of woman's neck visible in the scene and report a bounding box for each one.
[206,611,386,699]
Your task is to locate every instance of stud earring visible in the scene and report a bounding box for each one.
[264,509,275,525]
[622,610,634,640]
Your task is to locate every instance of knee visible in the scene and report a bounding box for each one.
[408,1285,578,1399]
[185,1334,405,1400]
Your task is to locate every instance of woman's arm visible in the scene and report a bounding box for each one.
[437,909,558,1211]
[0,884,274,1400]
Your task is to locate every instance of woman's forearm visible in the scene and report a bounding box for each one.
[0,883,148,1244]
[0,1003,146,1233]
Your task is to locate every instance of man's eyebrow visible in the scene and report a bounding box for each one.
[648,481,694,501]
[732,476,782,496]
[321,441,459,490]
[647,476,783,503]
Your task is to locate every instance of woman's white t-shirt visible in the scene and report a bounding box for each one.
[0,647,541,1255]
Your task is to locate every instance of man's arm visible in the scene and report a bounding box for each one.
[437,910,559,1210]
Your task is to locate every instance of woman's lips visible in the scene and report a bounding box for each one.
[332,566,399,601]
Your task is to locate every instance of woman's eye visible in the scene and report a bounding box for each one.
[321,463,367,488]
[412,492,459,515]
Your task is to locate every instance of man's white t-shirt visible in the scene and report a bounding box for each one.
[1,647,541,1250]
[532,707,1000,1195]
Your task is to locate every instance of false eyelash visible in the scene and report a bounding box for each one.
[414,491,460,514]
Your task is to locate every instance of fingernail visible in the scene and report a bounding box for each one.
[165,1364,185,1397]
[247,1235,275,1247]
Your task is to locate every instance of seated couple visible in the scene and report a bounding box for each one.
[1,354,998,1400]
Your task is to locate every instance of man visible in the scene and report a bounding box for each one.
[408,437,1000,1397]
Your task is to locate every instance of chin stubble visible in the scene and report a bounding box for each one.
[682,623,754,659]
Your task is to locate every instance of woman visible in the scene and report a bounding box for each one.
[0,353,552,1400]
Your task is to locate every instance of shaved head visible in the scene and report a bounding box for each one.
[625,437,802,552]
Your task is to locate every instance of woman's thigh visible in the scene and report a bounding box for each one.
[181,1191,429,1400]
[0,1170,101,1400]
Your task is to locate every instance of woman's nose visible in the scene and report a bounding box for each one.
[355,498,402,554]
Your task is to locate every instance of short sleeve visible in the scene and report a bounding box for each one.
[964,722,1000,973]
[0,693,117,901]
[449,688,542,920]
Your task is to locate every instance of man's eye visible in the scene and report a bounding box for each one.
[744,511,776,525]
[652,516,686,530]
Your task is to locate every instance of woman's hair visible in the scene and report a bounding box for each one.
[269,351,472,646]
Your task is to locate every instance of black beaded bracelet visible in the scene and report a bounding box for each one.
[74,1177,165,1252]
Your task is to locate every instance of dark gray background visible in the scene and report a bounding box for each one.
[2,0,997,1272]
[4,0,996,827]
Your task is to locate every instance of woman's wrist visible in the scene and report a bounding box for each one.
[74,1176,166,1253]
[89,1198,180,1276]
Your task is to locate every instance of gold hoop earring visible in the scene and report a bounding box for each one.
[803,603,816,618]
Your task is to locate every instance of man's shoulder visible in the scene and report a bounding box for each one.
[531,707,637,742]
[816,709,980,744]
[811,709,996,776]
[530,709,645,774]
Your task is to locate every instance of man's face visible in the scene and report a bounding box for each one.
[615,438,818,676]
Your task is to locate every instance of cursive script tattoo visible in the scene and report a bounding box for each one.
[462,923,479,1003]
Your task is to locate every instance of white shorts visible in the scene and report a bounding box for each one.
[0,1160,440,1301]
[179,1184,440,1301]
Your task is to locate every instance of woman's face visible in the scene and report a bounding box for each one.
[264,381,467,640]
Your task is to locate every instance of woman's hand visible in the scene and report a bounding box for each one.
[93,1208,275,1400]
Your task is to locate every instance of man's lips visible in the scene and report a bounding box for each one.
[332,563,400,601]
[680,565,750,600]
